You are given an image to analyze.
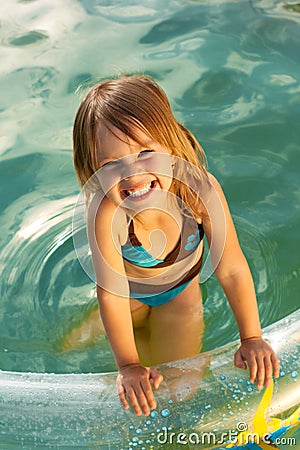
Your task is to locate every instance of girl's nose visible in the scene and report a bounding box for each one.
[120,156,146,180]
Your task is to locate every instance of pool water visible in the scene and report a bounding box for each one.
[0,0,299,379]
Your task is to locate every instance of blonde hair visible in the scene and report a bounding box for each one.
[73,74,209,218]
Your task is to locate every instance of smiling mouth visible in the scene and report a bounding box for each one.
[122,180,157,199]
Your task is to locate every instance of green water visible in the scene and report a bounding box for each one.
[0,0,299,378]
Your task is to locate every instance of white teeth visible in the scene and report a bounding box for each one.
[127,183,152,197]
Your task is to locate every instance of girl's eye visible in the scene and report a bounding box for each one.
[102,159,120,168]
[101,150,154,168]
[138,149,154,158]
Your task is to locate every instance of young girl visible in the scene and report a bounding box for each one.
[72,74,279,416]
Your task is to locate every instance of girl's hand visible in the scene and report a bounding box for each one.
[234,338,280,390]
[117,363,163,416]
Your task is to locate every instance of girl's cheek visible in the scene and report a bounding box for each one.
[97,170,120,195]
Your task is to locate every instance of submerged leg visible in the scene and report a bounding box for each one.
[147,276,204,365]
[61,307,105,350]
[145,277,206,402]
[61,299,150,353]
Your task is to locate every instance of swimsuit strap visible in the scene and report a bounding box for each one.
[128,220,141,246]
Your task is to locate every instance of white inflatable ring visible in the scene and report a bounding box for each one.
[0,309,299,449]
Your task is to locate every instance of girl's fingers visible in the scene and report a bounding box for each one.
[248,353,258,385]
[116,378,130,410]
[117,381,155,415]
[255,353,278,389]
[234,350,247,370]
[271,352,280,378]
[150,368,164,388]
[126,387,143,416]
[254,351,280,388]
[255,355,266,390]
[263,355,273,387]
[141,378,156,410]
[134,383,152,416]
[240,341,279,389]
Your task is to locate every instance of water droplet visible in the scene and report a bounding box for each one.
[220,375,227,381]
[168,399,173,405]
[161,408,170,418]
[291,371,297,378]
[150,410,158,419]
[136,428,142,434]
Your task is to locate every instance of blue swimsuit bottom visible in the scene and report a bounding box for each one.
[130,281,191,307]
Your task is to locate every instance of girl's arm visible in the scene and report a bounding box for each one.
[97,287,162,415]
[87,194,162,415]
[202,174,280,388]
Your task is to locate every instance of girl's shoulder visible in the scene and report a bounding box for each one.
[206,171,220,187]
[183,170,223,225]
[88,193,128,246]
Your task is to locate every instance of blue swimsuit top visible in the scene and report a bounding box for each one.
[121,217,204,269]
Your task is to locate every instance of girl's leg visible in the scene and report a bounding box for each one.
[61,297,151,352]
[146,277,204,366]
[61,307,105,350]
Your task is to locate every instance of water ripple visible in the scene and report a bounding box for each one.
[0,192,117,373]
[8,30,49,47]
[78,0,172,23]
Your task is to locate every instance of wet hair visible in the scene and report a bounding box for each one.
[73,74,209,217]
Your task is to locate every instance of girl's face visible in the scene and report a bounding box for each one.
[96,124,173,211]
